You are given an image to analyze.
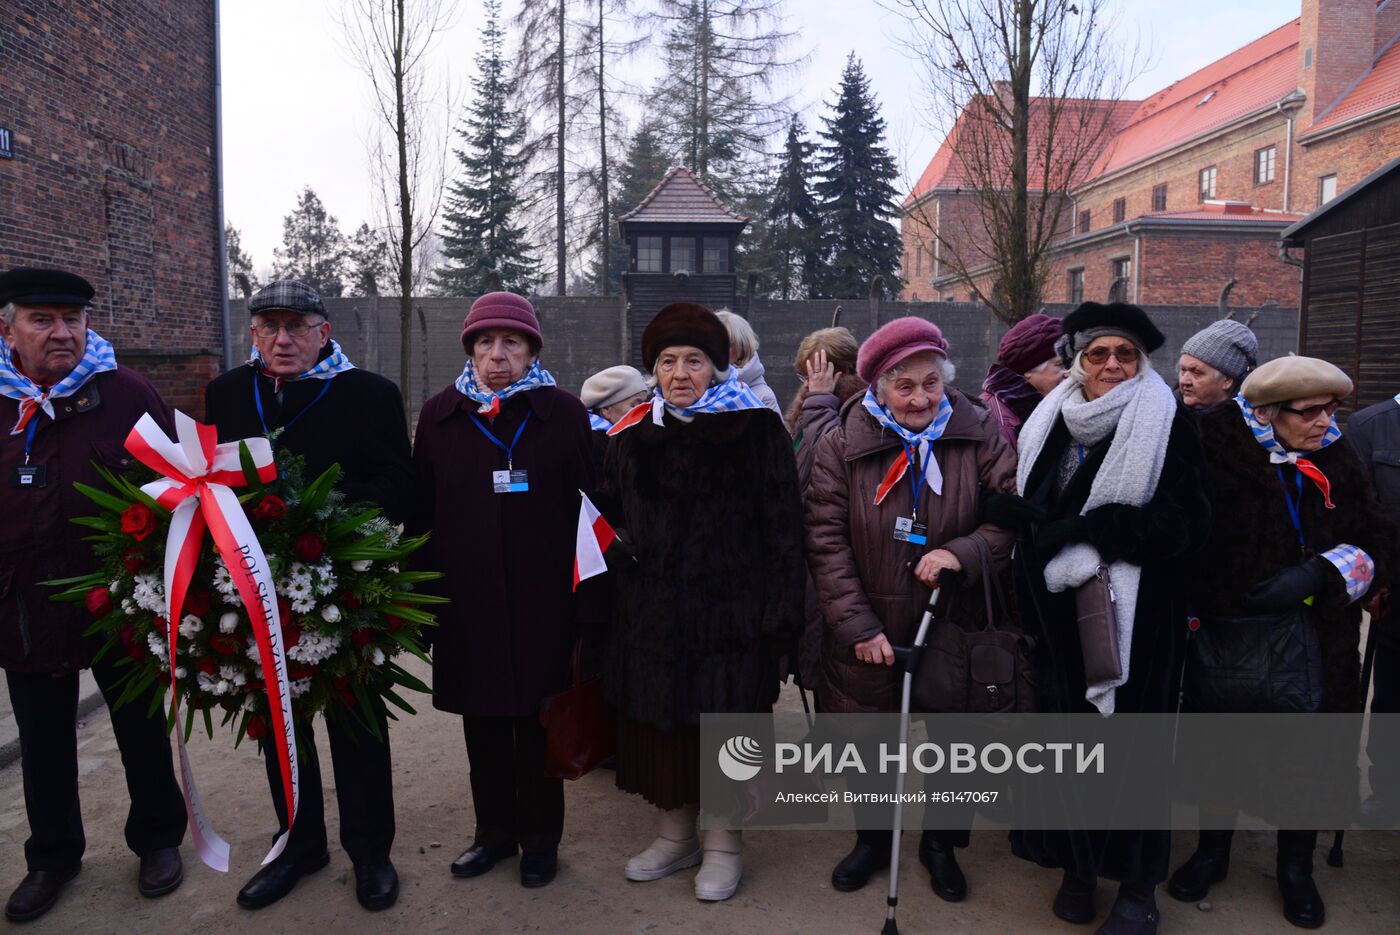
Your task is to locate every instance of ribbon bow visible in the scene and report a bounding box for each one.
[124,411,299,872]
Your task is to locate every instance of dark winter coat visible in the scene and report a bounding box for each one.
[805,389,1018,713]
[204,362,415,523]
[1346,397,1400,539]
[790,373,867,692]
[0,369,170,673]
[599,406,805,731]
[1194,403,1395,714]
[1010,403,1211,885]
[414,386,602,717]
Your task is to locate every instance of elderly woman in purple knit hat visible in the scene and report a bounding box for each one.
[981,312,1065,445]
[412,292,599,890]
[805,316,1018,902]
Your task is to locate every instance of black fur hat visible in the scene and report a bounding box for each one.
[1056,301,1165,366]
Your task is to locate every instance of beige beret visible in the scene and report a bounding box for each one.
[580,365,648,410]
[1240,354,1353,407]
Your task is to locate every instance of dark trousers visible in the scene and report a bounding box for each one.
[462,715,564,853]
[1368,610,1400,791]
[261,707,395,865]
[5,652,186,872]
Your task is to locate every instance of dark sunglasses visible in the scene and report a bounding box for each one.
[1083,346,1140,365]
[1279,399,1341,421]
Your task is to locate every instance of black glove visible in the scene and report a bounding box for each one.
[1034,516,1088,564]
[981,489,1047,533]
[1241,556,1332,613]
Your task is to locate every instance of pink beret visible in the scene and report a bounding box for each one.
[856,316,949,384]
[997,313,1063,374]
[460,292,543,350]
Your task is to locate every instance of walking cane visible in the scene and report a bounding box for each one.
[1327,601,1384,868]
[881,585,943,935]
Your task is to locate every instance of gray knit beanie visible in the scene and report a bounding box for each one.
[1180,319,1259,384]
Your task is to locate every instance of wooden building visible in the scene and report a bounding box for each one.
[1281,152,1400,411]
[618,167,748,365]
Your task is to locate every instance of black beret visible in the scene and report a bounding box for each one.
[641,302,730,371]
[248,279,326,317]
[1061,301,1165,356]
[0,267,95,307]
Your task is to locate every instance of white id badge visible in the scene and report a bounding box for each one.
[893,516,928,545]
[492,469,529,493]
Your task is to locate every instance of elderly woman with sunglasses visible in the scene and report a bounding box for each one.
[986,302,1212,935]
[1167,356,1393,929]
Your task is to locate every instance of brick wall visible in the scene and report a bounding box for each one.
[1298,112,1400,211]
[0,2,222,408]
[1299,0,1378,129]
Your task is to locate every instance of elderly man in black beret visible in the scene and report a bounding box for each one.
[0,267,186,922]
[205,279,413,912]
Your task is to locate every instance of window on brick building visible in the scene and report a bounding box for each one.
[1152,183,1168,212]
[637,236,662,272]
[1199,166,1217,201]
[1112,198,1126,223]
[1110,257,1131,301]
[1068,268,1084,304]
[1078,209,1091,234]
[1319,174,1337,205]
[915,247,923,275]
[1255,145,1277,185]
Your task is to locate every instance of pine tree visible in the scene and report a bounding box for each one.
[272,187,348,297]
[347,223,390,296]
[584,120,673,293]
[435,0,541,296]
[225,223,260,299]
[811,54,902,299]
[766,116,820,299]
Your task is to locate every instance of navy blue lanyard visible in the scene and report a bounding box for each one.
[253,375,332,435]
[22,418,37,465]
[470,410,531,470]
[1276,465,1306,549]
[902,440,933,518]
[1076,443,1087,464]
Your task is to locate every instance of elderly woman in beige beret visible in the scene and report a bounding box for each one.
[1175,355,1394,929]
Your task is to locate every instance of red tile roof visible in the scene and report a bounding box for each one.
[1137,206,1305,224]
[618,166,748,225]
[1303,29,1400,137]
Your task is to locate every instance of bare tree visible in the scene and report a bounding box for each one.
[888,0,1140,322]
[341,0,456,415]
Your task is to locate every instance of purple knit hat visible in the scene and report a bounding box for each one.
[460,292,543,350]
[997,313,1063,374]
[856,317,949,384]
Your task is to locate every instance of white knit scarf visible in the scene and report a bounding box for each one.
[1015,368,1178,714]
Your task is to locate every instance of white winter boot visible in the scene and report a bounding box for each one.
[694,828,743,901]
[625,805,702,881]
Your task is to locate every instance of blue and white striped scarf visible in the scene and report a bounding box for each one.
[0,329,117,435]
[250,339,355,386]
[588,412,613,432]
[455,358,557,416]
[606,371,768,435]
[1234,394,1341,464]
[861,388,954,497]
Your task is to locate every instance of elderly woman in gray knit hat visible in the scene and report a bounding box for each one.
[1177,319,1258,411]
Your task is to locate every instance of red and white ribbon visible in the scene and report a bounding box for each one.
[124,410,298,872]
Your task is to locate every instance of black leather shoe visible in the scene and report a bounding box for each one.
[519,850,558,888]
[236,851,330,910]
[918,836,967,903]
[1093,892,1160,935]
[1167,829,1232,902]
[450,842,517,879]
[1277,860,1324,927]
[1053,871,1097,925]
[831,840,889,892]
[5,865,80,923]
[354,859,399,911]
[138,847,183,898]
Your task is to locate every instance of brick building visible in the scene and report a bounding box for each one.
[902,0,1400,310]
[0,2,223,413]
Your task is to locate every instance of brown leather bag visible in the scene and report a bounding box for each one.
[540,640,616,780]
[1075,564,1122,685]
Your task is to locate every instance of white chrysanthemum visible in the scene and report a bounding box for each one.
[197,671,217,693]
[187,643,203,657]
[122,598,138,617]
[146,631,168,662]
[369,647,386,666]
[291,597,316,614]
[212,561,243,605]
[287,630,343,666]
[219,611,240,634]
[245,640,263,664]
[290,677,312,699]
[320,604,342,624]
[179,614,203,638]
[350,559,372,573]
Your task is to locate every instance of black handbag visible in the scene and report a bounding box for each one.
[1184,605,1325,713]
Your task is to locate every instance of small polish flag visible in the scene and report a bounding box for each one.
[573,490,616,591]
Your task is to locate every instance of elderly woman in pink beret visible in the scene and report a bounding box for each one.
[805,316,1018,902]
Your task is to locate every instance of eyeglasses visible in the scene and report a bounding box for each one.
[254,320,323,339]
[1280,400,1341,421]
[1083,346,1140,366]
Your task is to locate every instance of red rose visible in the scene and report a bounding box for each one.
[340,688,357,708]
[385,613,404,634]
[118,625,136,647]
[332,675,351,691]
[282,621,302,649]
[210,634,242,655]
[152,616,169,636]
[120,503,157,541]
[277,597,292,626]
[292,533,324,563]
[245,714,266,740]
[127,643,148,663]
[351,627,372,647]
[122,547,147,573]
[252,496,287,524]
[196,657,218,675]
[289,665,315,681]
[85,586,113,618]
[185,590,212,616]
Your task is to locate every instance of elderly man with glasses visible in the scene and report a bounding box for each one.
[204,279,414,912]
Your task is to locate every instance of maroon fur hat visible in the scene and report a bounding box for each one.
[997,313,1063,374]
[641,302,730,371]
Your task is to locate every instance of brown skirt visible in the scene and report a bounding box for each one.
[615,715,699,810]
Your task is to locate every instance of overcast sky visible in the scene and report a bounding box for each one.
[222,0,1300,275]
